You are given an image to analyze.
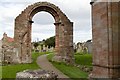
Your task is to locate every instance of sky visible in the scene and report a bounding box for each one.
[0,0,92,43]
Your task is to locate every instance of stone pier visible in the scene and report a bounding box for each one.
[90,0,120,78]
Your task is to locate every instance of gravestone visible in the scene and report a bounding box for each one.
[85,41,92,54]
[76,42,83,53]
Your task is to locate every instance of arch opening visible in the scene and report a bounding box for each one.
[31,11,55,53]
[32,11,55,42]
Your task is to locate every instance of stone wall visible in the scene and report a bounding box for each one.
[2,45,20,64]
[1,33,20,64]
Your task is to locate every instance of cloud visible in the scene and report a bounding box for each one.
[0,0,92,43]
[33,12,55,25]
[0,2,29,39]
[32,23,55,41]
[32,24,55,33]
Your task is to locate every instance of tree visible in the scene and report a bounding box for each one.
[44,36,55,48]
[33,42,39,49]
[86,40,92,42]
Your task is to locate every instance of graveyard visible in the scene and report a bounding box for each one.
[1,32,92,79]
[2,51,92,78]
[0,0,120,79]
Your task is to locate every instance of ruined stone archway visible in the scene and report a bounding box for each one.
[14,2,74,64]
[12,1,120,78]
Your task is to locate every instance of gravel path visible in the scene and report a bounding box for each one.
[36,54,69,78]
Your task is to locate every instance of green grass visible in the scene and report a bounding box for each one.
[52,62,88,79]
[74,53,92,67]
[0,66,2,78]
[47,53,91,79]
[47,53,54,61]
[2,52,48,78]
[1,52,92,79]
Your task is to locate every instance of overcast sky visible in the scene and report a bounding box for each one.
[0,0,92,43]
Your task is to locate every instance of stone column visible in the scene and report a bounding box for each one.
[52,22,64,62]
[90,1,120,78]
[54,22,60,56]
[53,21,74,64]
[25,20,33,63]
[59,23,65,57]
[63,22,74,64]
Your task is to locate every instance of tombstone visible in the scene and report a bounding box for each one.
[42,45,46,52]
[48,46,54,52]
[37,45,42,52]
[76,42,84,53]
[82,47,88,54]
[85,40,92,54]
[45,45,49,52]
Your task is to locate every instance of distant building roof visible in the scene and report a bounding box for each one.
[7,37,14,42]
[2,32,14,42]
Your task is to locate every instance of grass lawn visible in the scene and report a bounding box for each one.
[74,53,92,67]
[1,52,48,78]
[0,66,1,78]
[47,53,92,79]
[1,52,92,79]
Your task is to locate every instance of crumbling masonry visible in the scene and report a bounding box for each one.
[14,2,74,64]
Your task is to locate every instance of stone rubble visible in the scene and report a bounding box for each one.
[16,69,58,80]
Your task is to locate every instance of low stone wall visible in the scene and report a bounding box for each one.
[2,46,20,64]
[16,69,58,80]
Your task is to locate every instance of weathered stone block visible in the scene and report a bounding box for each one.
[16,69,58,80]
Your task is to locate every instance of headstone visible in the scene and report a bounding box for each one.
[76,42,83,53]
[49,47,54,52]
[42,45,46,52]
[37,45,42,52]
[85,41,92,54]
[46,45,49,52]
[82,47,88,54]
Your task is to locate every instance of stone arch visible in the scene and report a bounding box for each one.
[14,2,74,64]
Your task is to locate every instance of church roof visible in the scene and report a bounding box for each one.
[6,37,14,42]
[2,32,14,42]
